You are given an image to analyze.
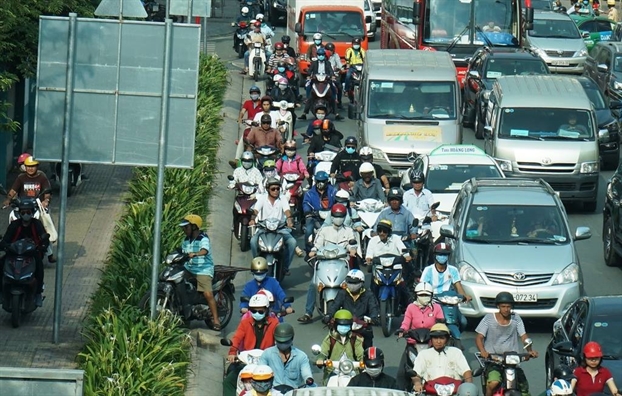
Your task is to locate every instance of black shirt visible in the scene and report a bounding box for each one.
[348,372,399,389]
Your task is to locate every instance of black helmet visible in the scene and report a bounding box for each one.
[281,35,291,44]
[325,42,335,52]
[260,114,272,124]
[376,219,393,236]
[363,347,384,369]
[495,291,515,306]
[274,323,295,342]
[313,100,328,113]
[345,136,358,147]
[18,198,36,212]
[249,85,261,94]
[553,364,576,381]
[352,37,362,45]
[387,187,403,203]
[265,177,281,188]
[409,169,425,184]
[277,59,287,68]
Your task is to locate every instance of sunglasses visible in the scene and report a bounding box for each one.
[20,210,33,215]
[269,187,281,192]
[378,229,388,234]
[346,146,356,149]
[249,309,266,314]
[261,122,271,125]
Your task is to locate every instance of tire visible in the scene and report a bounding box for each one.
[474,107,484,139]
[139,290,174,315]
[11,294,21,328]
[209,290,234,329]
[583,200,597,212]
[240,225,250,252]
[275,257,285,283]
[238,45,245,59]
[604,217,621,267]
[380,298,392,337]
[253,68,259,82]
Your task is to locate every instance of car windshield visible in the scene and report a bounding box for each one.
[529,19,581,39]
[367,80,456,119]
[303,11,365,37]
[484,59,549,79]
[587,313,622,359]
[498,108,594,140]
[427,164,502,193]
[529,0,553,9]
[582,85,607,110]
[463,204,569,243]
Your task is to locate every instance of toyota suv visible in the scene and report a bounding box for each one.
[439,178,592,319]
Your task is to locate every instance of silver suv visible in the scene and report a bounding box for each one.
[439,178,591,319]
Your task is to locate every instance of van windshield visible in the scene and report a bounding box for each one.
[303,11,364,37]
[498,108,594,140]
[367,81,456,120]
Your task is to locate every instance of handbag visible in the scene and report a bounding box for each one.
[37,198,58,243]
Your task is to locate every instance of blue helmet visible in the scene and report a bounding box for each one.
[316,47,326,56]
[314,171,329,182]
[249,85,260,94]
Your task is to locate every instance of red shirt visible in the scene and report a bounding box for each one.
[242,100,262,120]
[573,366,613,396]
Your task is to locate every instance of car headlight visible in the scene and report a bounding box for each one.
[614,81,622,90]
[552,263,580,285]
[531,47,547,59]
[580,161,599,174]
[574,49,588,57]
[371,147,385,161]
[495,158,512,172]
[459,263,485,284]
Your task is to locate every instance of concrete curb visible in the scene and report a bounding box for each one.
[185,329,225,396]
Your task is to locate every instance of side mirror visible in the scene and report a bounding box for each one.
[220,338,233,346]
[431,202,440,210]
[348,103,358,120]
[311,344,322,355]
[597,63,609,73]
[349,239,358,245]
[440,224,457,239]
[552,341,574,356]
[484,125,493,138]
[227,175,234,181]
[525,7,534,30]
[468,70,480,79]
[412,218,419,228]
[283,296,294,303]
[599,128,609,141]
[240,296,250,303]
[472,367,484,377]
[582,31,590,39]
[365,15,372,23]
[295,22,301,34]
[574,226,592,241]
[412,2,421,24]
[610,100,622,110]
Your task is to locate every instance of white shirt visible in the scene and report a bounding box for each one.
[313,225,356,250]
[413,346,471,381]
[232,166,264,192]
[253,193,289,221]
[365,235,407,259]
[403,188,435,219]
[420,264,461,295]
[253,110,281,129]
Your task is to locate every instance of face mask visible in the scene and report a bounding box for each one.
[332,217,345,227]
[264,170,277,179]
[244,382,254,392]
[250,94,259,100]
[318,55,325,61]
[21,214,33,222]
[363,175,372,183]
[346,282,362,294]
[316,113,326,120]
[353,45,361,50]
[314,40,322,45]
[336,325,351,335]
[251,379,273,393]
[242,160,254,170]
[345,147,356,155]
[276,340,293,351]
[417,295,432,306]
[316,181,326,190]
[278,83,287,90]
[278,67,286,73]
[436,254,449,265]
[366,367,382,378]
[285,150,296,158]
[251,311,266,321]
[253,272,266,282]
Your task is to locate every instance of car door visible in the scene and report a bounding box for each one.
[601,48,614,97]
[596,20,614,42]
[550,302,579,368]
[595,46,612,92]
[609,167,622,242]
[586,46,601,82]
[567,301,589,367]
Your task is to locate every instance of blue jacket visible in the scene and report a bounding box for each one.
[240,276,291,313]
[303,185,337,214]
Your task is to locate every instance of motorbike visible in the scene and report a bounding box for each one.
[312,243,352,316]
[281,173,303,232]
[272,101,295,142]
[254,145,277,171]
[346,64,363,103]
[232,22,250,59]
[372,252,408,337]
[239,295,294,322]
[311,344,363,386]
[434,290,466,350]
[52,162,84,197]
[227,177,258,252]
[219,340,264,396]
[253,218,288,282]
[354,198,385,256]
[2,238,47,328]
[308,73,334,115]
[473,339,535,396]
[423,376,464,396]
[396,328,432,390]
[248,42,266,82]
[138,252,244,329]
[308,144,339,178]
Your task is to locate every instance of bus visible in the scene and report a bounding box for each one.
[380,0,534,85]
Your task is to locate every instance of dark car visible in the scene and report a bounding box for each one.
[603,166,622,267]
[545,296,622,387]
[584,41,622,103]
[462,47,549,139]
[577,76,622,170]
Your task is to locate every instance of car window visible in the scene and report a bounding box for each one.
[583,85,607,110]
[530,18,580,39]
[597,20,613,33]
[588,311,622,358]
[484,59,548,78]
[601,49,612,68]
[427,164,502,193]
[614,53,622,72]
[451,191,466,228]
[580,21,597,33]
[570,303,588,348]
[562,303,580,336]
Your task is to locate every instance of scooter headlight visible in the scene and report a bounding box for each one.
[339,359,354,375]
[435,383,456,396]
[266,219,280,231]
[258,238,268,251]
[505,354,520,365]
[234,201,243,213]
[273,238,284,252]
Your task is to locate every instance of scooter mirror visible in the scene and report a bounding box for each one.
[431,201,440,210]
[220,338,233,346]
[240,296,250,303]
[412,218,419,227]
[348,239,357,245]
[283,296,294,303]
[311,344,322,355]
[523,338,533,349]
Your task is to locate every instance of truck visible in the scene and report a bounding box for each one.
[286,0,372,81]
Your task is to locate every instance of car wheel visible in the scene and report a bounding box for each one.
[604,217,621,267]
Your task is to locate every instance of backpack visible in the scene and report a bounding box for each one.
[327,333,359,359]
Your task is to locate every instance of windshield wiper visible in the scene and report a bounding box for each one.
[510,237,559,244]
[602,354,620,360]
[447,24,470,53]
[547,35,577,39]
[504,134,544,141]
[466,237,491,244]
[371,113,433,120]
[322,33,337,40]
[339,31,355,40]
[541,135,589,141]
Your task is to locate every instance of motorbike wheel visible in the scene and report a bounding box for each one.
[380,298,392,337]
[253,63,259,82]
[139,290,174,315]
[274,259,285,283]
[240,225,250,252]
[238,44,245,59]
[210,289,234,329]
[11,294,21,328]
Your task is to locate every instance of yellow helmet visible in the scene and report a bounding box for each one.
[23,156,39,166]
[250,257,268,273]
[179,214,203,228]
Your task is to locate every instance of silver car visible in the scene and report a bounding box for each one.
[524,10,589,74]
[439,178,591,319]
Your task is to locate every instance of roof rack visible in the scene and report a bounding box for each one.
[468,177,557,195]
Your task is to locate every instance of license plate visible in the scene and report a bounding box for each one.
[551,61,569,66]
[513,293,537,302]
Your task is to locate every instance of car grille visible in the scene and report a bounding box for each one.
[516,162,575,174]
[544,50,575,57]
[481,297,557,309]
[485,271,554,286]
[548,182,575,191]
[386,152,416,164]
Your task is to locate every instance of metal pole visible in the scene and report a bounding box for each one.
[54,12,78,343]
[203,17,208,54]
[187,0,194,23]
[166,0,170,19]
[150,18,173,319]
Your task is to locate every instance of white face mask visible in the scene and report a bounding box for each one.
[316,113,326,120]
[417,295,432,306]
[332,217,345,227]
[366,367,382,378]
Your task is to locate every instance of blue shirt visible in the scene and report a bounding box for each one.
[259,345,314,388]
[420,264,461,294]
[181,232,214,277]
[374,206,417,236]
[240,276,291,312]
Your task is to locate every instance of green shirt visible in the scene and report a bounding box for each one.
[318,331,364,385]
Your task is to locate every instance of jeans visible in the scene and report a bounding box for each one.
[304,218,319,253]
[250,228,297,270]
[304,279,316,316]
[244,50,272,68]
[345,66,359,91]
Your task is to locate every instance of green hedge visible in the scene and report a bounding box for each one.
[78,54,229,395]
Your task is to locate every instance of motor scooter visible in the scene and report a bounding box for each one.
[423,376,464,396]
[473,339,535,396]
[308,73,333,116]
[354,198,385,256]
[227,176,258,252]
[434,290,466,350]
[219,339,264,396]
[231,21,250,59]
[281,173,303,231]
[396,328,432,391]
[248,42,266,82]
[311,344,363,386]
[346,64,363,103]
[254,145,277,171]
[52,162,84,197]
[307,144,339,178]
[253,218,288,282]
[371,252,409,337]
[312,242,352,316]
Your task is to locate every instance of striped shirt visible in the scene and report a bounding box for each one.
[420,265,461,294]
[182,232,214,277]
[475,313,526,354]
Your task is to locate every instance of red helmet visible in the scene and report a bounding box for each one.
[433,242,452,254]
[274,42,284,50]
[17,152,31,165]
[312,119,322,128]
[253,21,261,28]
[331,203,348,218]
[583,341,603,359]
[239,21,247,28]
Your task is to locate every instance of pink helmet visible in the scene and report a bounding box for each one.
[276,76,288,85]
[17,152,31,165]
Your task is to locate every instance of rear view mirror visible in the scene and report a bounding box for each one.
[484,126,493,138]
[552,341,574,356]
[574,226,592,241]
[431,202,440,210]
[440,224,457,239]
[295,22,301,34]
[283,296,294,303]
[365,15,372,23]
[220,338,233,346]
[525,7,534,30]
[468,70,480,79]
[581,31,590,39]
[412,2,420,24]
[227,175,234,181]
[597,63,609,73]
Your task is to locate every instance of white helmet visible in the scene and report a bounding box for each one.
[313,32,322,41]
[346,269,365,283]
[256,13,264,20]
[241,6,249,14]
[248,293,270,308]
[414,282,433,296]
[336,189,350,201]
[359,146,373,156]
[359,162,375,177]
[550,380,573,396]
[258,288,274,303]
[252,364,274,381]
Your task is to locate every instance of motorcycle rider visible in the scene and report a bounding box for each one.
[0,199,49,307]
[325,42,343,109]
[344,38,365,96]
[298,204,357,324]
[351,162,385,203]
[325,269,380,349]
[230,151,264,193]
[572,341,621,396]
[301,47,341,120]
[330,136,361,183]
[277,140,308,180]
[241,21,267,75]
[281,35,297,58]
[359,146,390,190]
[410,323,473,392]
[403,170,437,221]
[475,292,538,396]
[255,13,274,50]
[324,189,362,231]
[374,188,417,238]
[271,77,297,109]
[307,119,344,171]
[240,257,293,315]
[261,160,278,180]
[272,99,295,142]
[365,219,410,297]
[303,103,328,142]
[266,42,290,74]
[238,86,264,126]
[225,293,279,396]
[538,365,575,396]
[306,32,324,61]
[315,309,365,385]
[249,178,299,276]
[4,156,52,210]
[245,114,283,153]
[302,171,336,254]
[259,323,315,391]
[239,365,282,396]
[348,347,399,389]
[235,6,251,24]
[252,97,281,129]
[420,243,472,301]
